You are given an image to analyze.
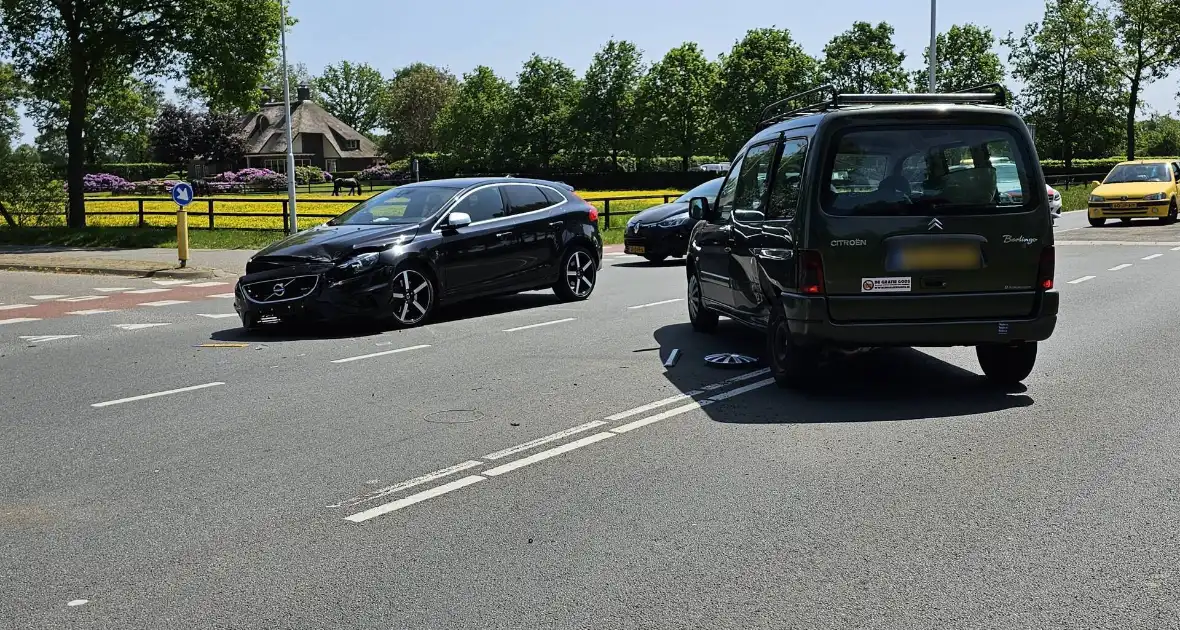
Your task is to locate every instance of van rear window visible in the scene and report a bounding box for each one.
[820,126,1036,216]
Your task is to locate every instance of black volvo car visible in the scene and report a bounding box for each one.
[234,177,603,329]
[623,177,724,263]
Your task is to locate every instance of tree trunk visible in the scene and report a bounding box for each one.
[1126,74,1140,161]
[65,80,89,228]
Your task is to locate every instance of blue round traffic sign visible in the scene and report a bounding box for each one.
[171,182,194,207]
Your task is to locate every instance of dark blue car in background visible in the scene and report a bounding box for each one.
[623,177,724,263]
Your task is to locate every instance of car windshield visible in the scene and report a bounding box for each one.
[822,126,1035,216]
[329,185,463,225]
[675,177,724,203]
[1104,163,1170,184]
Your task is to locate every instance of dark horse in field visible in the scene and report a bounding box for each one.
[333,177,361,196]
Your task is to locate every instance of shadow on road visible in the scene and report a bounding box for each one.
[612,259,686,269]
[653,321,1034,424]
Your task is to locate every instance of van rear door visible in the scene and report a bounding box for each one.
[813,123,1051,322]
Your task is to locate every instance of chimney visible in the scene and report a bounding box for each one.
[260,87,272,105]
[297,83,310,102]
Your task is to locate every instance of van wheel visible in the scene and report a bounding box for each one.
[1161,199,1177,225]
[1120,218,1132,225]
[644,254,668,264]
[768,308,819,389]
[1088,217,1106,227]
[976,342,1037,386]
[687,271,718,332]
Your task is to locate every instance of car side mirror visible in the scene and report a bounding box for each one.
[689,197,712,222]
[443,211,471,230]
[1090,181,1102,187]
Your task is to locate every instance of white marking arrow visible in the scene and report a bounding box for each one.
[20,335,79,343]
[113,323,171,330]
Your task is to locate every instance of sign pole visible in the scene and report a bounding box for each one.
[279,0,298,235]
[171,182,195,268]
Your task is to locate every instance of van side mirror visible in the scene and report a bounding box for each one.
[689,197,712,221]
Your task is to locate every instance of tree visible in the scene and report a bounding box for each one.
[28,76,164,164]
[259,58,316,101]
[575,39,644,169]
[634,43,719,170]
[715,28,817,154]
[1136,114,1180,156]
[0,145,65,227]
[1005,0,1125,166]
[313,61,384,134]
[435,65,513,170]
[508,55,579,170]
[911,24,1005,92]
[820,21,908,94]
[0,0,283,227]
[381,63,459,157]
[195,111,245,166]
[150,103,201,168]
[1110,0,1180,159]
[0,62,19,149]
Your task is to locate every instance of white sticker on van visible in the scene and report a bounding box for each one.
[861,277,911,293]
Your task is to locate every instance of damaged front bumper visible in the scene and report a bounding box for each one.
[233,261,394,326]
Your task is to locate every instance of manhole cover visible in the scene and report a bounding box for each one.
[704,353,759,367]
[423,409,483,424]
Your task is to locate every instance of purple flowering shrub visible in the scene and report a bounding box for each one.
[82,173,135,194]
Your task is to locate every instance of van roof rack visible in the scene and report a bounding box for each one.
[753,83,1009,132]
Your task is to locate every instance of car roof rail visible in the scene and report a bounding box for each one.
[832,91,1005,107]
[754,84,838,132]
[951,82,1008,106]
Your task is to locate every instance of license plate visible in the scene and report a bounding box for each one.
[1112,202,1137,209]
[626,245,645,254]
[897,244,980,271]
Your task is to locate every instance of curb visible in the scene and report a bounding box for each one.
[0,262,228,279]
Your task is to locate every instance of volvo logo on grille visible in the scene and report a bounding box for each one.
[928,217,944,231]
[272,283,286,297]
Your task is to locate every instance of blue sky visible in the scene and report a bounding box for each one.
[15,0,1178,144]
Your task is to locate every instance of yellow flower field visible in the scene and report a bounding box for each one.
[81,189,687,231]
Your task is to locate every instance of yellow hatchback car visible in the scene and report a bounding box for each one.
[1088,159,1180,226]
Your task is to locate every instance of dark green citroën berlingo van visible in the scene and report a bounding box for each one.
[684,84,1059,390]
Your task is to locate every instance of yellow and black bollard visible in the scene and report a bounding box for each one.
[177,206,190,268]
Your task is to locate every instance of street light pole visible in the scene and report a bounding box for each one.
[279,0,298,235]
[928,0,938,92]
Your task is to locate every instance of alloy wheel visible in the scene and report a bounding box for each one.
[565,250,595,298]
[688,274,701,319]
[390,269,433,325]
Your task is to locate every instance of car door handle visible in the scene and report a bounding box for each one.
[496,231,513,239]
[549,221,563,228]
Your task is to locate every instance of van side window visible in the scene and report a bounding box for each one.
[766,139,807,220]
[714,155,745,222]
[732,141,779,222]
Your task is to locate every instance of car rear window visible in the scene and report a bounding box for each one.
[821,126,1036,216]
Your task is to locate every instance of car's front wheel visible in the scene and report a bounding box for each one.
[1088,217,1106,227]
[976,342,1037,386]
[768,308,819,389]
[554,246,597,301]
[387,266,437,328]
[643,254,668,264]
[1161,198,1178,225]
[687,269,718,332]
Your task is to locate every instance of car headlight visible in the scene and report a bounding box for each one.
[655,214,691,228]
[1143,192,1167,201]
[1089,194,1104,203]
[335,251,381,274]
[1052,192,1061,201]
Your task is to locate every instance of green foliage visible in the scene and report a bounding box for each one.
[634,43,719,170]
[0,62,20,148]
[820,21,908,93]
[1136,115,1180,156]
[509,55,580,169]
[715,28,817,154]
[912,24,1005,92]
[435,66,513,171]
[381,63,459,158]
[313,61,384,134]
[293,165,328,185]
[0,146,66,227]
[575,40,645,168]
[28,76,164,164]
[1005,0,1125,166]
[1110,0,1180,158]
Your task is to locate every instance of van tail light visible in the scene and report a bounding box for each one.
[1037,246,1055,290]
[798,250,825,295]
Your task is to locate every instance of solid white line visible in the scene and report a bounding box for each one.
[186,281,229,288]
[112,323,171,330]
[67,309,114,315]
[197,313,238,319]
[124,288,170,294]
[481,432,616,477]
[0,318,40,325]
[707,378,776,402]
[344,475,486,523]
[1142,253,1163,260]
[1108,264,1132,271]
[482,420,608,460]
[1054,226,1085,233]
[502,318,576,333]
[152,279,191,286]
[612,401,708,434]
[208,293,236,299]
[1067,275,1096,284]
[57,295,107,302]
[330,344,431,364]
[140,300,190,306]
[603,368,770,421]
[30,294,67,300]
[331,460,485,509]
[627,298,683,310]
[93,287,132,292]
[91,382,224,408]
[20,335,79,343]
[0,304,33,311]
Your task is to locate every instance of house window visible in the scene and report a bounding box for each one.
[262,157,310,173]
[343,139,360,151]
[326,159,338,173]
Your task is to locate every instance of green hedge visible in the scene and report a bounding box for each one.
[1040,156,1180,176]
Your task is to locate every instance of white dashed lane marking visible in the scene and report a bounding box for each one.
[20,335,79,344]
[0,304,34,311]
[209,293,235,299]
[124,288,170,294]
[67,309,114,315]
[141,300,190,307]
[1109,264,1132,271]
[502,318,576,333]
[197,313,237,319]
[93,287,133,292]
[186,281,230,288]
[57,295,107,302]
[330,344,431,364]
[628,298,683,310]
[1068,276,1096,284]
[91,382,225,408]
[112,323,171,330]
[0,318,40,325]
[152,280,191,286]
[1142,254,1163,260]
[30,295,67,300]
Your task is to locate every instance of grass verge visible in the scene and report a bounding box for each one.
[0,226,283,249]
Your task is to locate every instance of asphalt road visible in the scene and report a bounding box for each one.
[2,219,1179,629]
